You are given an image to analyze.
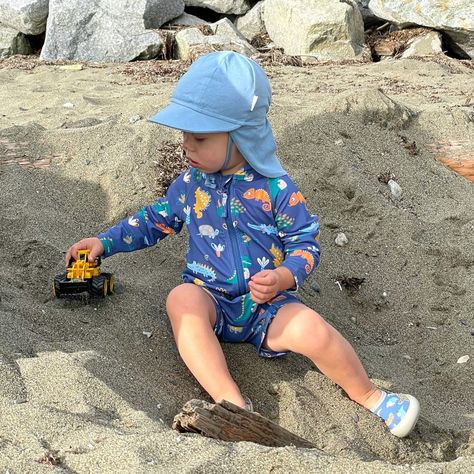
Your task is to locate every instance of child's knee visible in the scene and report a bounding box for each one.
[166,283,199,314]
[288,309,332,351]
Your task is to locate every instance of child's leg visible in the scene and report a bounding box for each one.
[166,283,246,407]
[263,302,419,437]
[262,303,380,408]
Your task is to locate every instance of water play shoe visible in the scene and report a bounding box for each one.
[243,395,254,412]
[371,392,420,438]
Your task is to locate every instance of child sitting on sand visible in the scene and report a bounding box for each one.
[65,51,419,438]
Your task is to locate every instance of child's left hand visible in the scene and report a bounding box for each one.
[248,270,282,304]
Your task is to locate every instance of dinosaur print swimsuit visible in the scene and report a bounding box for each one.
[98,164,321,356]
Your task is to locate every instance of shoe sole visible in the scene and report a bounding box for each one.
[389,394,420,438]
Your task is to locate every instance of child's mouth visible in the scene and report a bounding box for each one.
[188,158,199,167]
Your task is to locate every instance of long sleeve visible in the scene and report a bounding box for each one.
[97,171,189,257]
[269,175,320,289]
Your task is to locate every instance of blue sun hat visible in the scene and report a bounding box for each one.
[148,51,286,178]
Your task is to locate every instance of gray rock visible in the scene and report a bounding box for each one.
[369,0,474,58]
[235,0,265,41]
[40,0,185,62]
[264,0,365,59]
[166,12,209,26]
[0,24,33,58]
[400,30,443,58]
[0,0,49,35]
[175,17,256,60]
[185,0,252,15]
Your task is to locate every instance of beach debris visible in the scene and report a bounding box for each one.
[402,354,412,360]
[335,280,343,291]
[335,232,348,246]
[143,330,153,338]
[129,114,142,123]
[382,291,388,298]
[38,450,61,466]
[350,316,357,323]
[426,326,437,330]
[336,275,366,291]
[457,355,470,364]
[311,281,321,293]
[173,399,316,449]
[63,102,74,108]
[388,179,402,200]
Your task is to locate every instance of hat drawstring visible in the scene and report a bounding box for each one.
[220,134,233,172]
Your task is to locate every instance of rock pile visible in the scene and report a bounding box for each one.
[0,0,473,61]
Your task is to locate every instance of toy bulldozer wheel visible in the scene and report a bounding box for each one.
[91,275,108,297]
[101,273,115,295]
[53,272,68,298]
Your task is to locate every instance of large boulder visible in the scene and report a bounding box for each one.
[0,24,33,58]
[0,0,49,35]
[175,17,256,59]
[235,1,265,41]
[369,0,474,58]
[185,0,253,15]
[264,0,365,59]
[40,0,184,62]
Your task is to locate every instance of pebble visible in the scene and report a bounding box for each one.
[457,355,469,364]
[143,331,153,338]
[63,102,74,109]
[129,115,142,123]
[311,281,321,293]
[388,179,402,200]
[335,232,348,246]
[350,316,356,323]
[351,413,359,423]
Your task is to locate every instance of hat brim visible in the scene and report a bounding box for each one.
[148,101,240,133]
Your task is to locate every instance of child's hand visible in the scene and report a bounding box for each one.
[65,237,104,265]
[248,270,282,304]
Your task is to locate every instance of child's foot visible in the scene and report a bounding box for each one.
[370,391,420,438]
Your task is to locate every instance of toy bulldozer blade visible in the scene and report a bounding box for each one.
[53,249,114,298]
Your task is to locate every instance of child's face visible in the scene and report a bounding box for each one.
[182,132,247,175]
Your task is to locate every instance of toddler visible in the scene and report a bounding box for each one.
[66,51,419,438]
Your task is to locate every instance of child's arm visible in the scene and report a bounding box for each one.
[97,172,188,258]
[249,175,320,303]
[65,171,189,262]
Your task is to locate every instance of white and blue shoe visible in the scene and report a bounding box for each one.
[371,392,420,438]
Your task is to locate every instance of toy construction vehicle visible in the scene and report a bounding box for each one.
[53,249,114,298]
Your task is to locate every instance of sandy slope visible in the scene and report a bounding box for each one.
[0,56,473,473]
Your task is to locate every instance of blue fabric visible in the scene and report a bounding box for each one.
[209,290,301,358]
[148,51,286,178]
[371,392,411,431]
[98,165,320,300]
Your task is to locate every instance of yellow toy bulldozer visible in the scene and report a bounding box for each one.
[54,249,114,298]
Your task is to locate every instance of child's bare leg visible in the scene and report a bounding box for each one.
[166,283,246,407]
[263,303,381,408]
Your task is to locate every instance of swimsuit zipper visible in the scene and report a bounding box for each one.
[225,179,246,295]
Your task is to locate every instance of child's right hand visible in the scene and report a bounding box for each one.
[65,237,104,265]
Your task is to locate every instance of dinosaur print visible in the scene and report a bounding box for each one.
[194,187,211,218]
[187,261,217,282]
[270,244,284,267]
[247,223,278,235]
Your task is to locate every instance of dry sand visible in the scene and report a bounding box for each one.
[0,55,473,473]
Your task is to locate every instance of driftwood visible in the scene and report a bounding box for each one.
[172,399,315,449]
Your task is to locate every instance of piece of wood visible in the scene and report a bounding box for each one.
[173,399,315,449]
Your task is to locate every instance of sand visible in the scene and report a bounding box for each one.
[0,55,473,473]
